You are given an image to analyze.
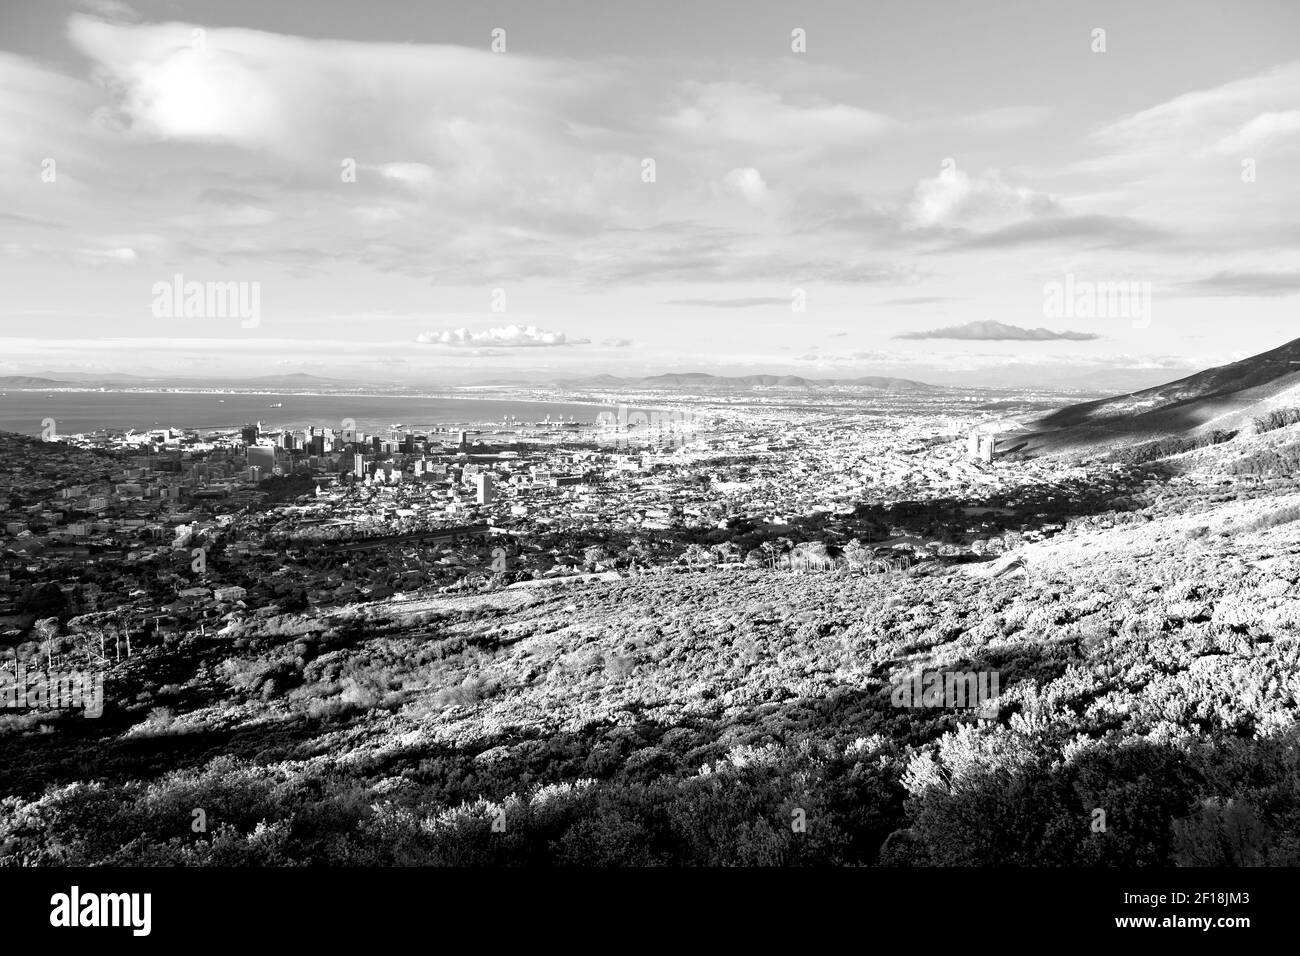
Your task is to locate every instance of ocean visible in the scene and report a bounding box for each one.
[0,390,615,437]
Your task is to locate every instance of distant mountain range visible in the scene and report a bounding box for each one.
[0,376,68,388]
[225,373,345,386]
[1021,335,1300,454]
[556,372,938,391]
[1,370,936,391]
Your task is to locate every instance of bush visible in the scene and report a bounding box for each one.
[1253,407,1300,435]
[1171,798,1271,865]
[1229,442,1300,477]
[1233,502,1300,534]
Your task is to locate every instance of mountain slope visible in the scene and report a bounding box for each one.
[0,375,70,388]
[1021,336,1300,455]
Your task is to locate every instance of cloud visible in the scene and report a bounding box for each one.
[61,246,138,265]
[414,325,590,347]
[2,10,1290,369]
[76,0,138,20]
[662,82,894,153]
[665,296,789,308]
[1095,61,1300,150]
[945,214,1166,250]
[0,212,65,229]
[906,167,1058,230]
[723,167,767,205]
[64,14,591,166]
[374,162,437,187]
[1084,60,1300,182]
[600,337,634,347]
[896,320,1100,342]
[588,241,910,285]
[1211,110,1300,154]
[1177,271,1300,297]
[874,296,952,306]
[196,188,267,207]
[49,18,925,288]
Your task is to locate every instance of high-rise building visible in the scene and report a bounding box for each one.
[457,430,469,452]
[476,472,494,505]
[248,445,276,473]
[241,424,259,445]
[353,453,366,476]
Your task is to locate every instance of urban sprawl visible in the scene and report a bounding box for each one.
[0,393,1150,653]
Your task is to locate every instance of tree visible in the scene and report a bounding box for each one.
[843,539,871,571]
[19,582,67,619]
[682,543,712,569]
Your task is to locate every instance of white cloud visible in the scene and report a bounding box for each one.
[76,246,137,264]
[663,82,894,153]
[352,206,402,224]
[1211,110,1300,154]
[414,325,590,348]
[906,168,1057,229]
[65,14,585,168]
[1095,61,1300,149]
[723,167,768,205]
[374,162,437,187]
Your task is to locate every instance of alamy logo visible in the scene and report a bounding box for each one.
[151,273,261,328]
[891,669,999,713]
[0,665,103,717]
[597,404,700,444]
[1043,273,1151,328]
[50,886,151,936]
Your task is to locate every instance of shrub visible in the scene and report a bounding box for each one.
[1253,407,1300,435]
[1229,442,1300,477]
[1171,798,1272,865]
[1234,502,1300,534]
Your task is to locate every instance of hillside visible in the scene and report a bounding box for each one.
[0,376,69,388]
[5,474,1300,865]
[230,373,347,386]
[1021,336,1300,456]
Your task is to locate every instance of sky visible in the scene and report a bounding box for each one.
[0,0,1297,387]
